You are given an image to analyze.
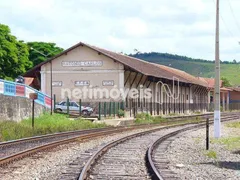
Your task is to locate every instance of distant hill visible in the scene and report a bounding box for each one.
[130,52,240,86]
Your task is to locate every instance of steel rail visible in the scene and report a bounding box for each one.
[147,116,240,180]
[2,112,236,147]
[0,115,207,166]
[1,113,239,168]
[0,127,136,166]
[0,112,220,148]
[78,114,240,180]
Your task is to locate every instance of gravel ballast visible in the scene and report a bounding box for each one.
[166,121,240,180]
[0,125,168,180]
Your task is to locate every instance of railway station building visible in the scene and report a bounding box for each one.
[24,42,210,115]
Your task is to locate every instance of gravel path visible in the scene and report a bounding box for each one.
[0,126,165,180]
[166,121,240,180]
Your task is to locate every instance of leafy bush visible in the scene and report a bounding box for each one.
[118,109,125,117]
[135,113,153,124]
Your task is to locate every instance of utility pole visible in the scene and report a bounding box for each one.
[30,47,56,115]
[50,60,53,115]
[214,0,221,138]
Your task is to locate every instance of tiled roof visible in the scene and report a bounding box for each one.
[151,64,207,87]
[220,87,232,91]
[87,44,207,87]
[198,77,223,88]
[227,87,240,92]
[24,42,208,87]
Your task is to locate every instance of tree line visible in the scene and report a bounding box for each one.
[0,24,63,80]
[130,52,238,64]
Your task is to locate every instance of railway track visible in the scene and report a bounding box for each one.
[146,116,240,180]
[0,112,220,167]
[0,112,239,179]
[78,113,240,180]
[147,126,202,180]
[0,126,145,166]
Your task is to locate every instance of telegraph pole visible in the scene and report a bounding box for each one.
[214,0,221,138]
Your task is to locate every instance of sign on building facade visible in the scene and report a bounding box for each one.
[102,80,114,86]
[75,81,90,86]
[62,61,103,67]
[52,81,63,87]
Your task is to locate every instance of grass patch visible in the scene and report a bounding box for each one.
[0,113,107,141]
[205,150,217,159]
[226,121,240,129]
[212,137,240,151]
[135,113,153,124]
[134,113,167,124]
[134,113,201,125]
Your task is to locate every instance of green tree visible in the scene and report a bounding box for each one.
[221,77,232,87]
[27,42,64,67]
[0,24,32,80]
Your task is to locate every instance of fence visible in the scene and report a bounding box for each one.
[53,96,125,120]
[0,79,51,108]
[54,95,240,120]
[125,101,209,117]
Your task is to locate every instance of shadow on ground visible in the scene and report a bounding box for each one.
[200,161,240,170]
[233,150,240,155]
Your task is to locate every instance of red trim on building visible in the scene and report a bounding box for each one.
[16,85,25,96]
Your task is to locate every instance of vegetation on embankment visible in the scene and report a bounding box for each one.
[131,52,240,86]
[134,113,201,125]
[211,121,240,151]
[212,137,240,151]
[226,121,240,129]
[134,113,167,124]
[0,113,107,141]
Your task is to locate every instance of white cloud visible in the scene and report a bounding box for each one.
[107,35,129,50]
[0,0,240,62]
[122,18,148,37]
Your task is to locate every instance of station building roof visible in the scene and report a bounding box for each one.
[227,87,240,92]
[198,77,223,89]
[24,42,208,87]
[198,77,233,92]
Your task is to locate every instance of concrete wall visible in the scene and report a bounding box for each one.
[0,94,47,122]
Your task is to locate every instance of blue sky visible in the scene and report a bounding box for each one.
[1,0,240,61]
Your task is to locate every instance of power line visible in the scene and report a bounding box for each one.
[227,0,240,34]
[220,14,235,39]
[212,0,239,43]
